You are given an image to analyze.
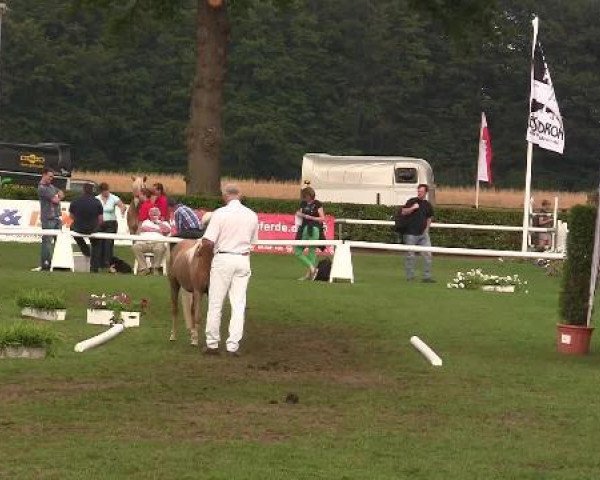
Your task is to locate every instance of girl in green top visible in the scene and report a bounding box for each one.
[294,186,326,280]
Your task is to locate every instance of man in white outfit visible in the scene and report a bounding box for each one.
[201,184,258,356]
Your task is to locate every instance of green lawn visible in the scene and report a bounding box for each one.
[1,243,599,479]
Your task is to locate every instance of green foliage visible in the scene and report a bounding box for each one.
[559,205,596,325]
[16,290,67,310]
[0,185,39,199]
[0,322,59,355]
[0,0,596,189]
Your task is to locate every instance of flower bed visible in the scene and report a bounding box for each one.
[21,307,66,322]
[0,322,58,359]
[87,293,147,328]
[17,290,67,321]
[447,269,528,293]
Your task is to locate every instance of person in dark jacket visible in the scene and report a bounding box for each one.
[399,184,435,283]
[69,183,104,272]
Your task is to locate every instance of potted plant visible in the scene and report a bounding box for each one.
[557,204,596,355]
[447,269,528,293]
[87,293,146,328]
[0,322,58,359]
[17,289,67,321]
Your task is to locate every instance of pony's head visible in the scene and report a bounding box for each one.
[131,175,147,196]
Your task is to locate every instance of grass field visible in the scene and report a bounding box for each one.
[73,170,589,209]
[1,244,599,479]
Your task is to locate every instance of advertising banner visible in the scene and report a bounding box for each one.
[0,199,129,244]
[0,200,336,254]
[253,213,335,255]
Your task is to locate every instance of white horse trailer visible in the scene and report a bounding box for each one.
[301,153,435,206]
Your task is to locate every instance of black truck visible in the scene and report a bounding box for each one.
[0,142,73,190]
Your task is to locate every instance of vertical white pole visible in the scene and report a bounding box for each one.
[522,18,538,252]
[475,180,480,209]
[521,142,534,251]
[552,196,558,251]
[587,181,600,327]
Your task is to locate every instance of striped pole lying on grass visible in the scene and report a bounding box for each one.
[410,336,443,367]
[74,324,125,353]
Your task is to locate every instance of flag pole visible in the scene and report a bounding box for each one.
[475,179,480,209]
[521,142,533,251]
[522,17,539,252]
[586,177,600,327]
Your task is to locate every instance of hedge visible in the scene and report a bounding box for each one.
[559,205,596,326]
[1,185,568,250]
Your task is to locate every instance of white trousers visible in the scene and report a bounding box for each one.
[205,254,251,352]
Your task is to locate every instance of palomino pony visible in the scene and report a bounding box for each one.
[126,175,146,234]
[168,239,213,345]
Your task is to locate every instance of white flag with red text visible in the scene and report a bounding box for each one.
[477,112,493,183]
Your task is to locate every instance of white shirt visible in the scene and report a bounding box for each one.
[138,219,170,240]
[203,199,258,254]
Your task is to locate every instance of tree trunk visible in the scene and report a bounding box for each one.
[186,0,229,196]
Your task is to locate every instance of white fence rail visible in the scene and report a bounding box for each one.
[347,241,564,260]
[0,227,564,260]
[335,218,555,233]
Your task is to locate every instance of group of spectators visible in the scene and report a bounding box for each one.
[38,170,258,357]
[37,167,207,274]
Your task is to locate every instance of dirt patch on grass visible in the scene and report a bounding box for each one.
[0,380,137,404]
[0,324,392,444]
[139,400,348,443]
[236,322,390,388]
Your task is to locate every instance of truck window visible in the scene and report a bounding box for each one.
[394,168,417,184]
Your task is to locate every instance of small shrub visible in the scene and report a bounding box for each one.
[0,322,59,356]
[16,290,66,310]
[559,205,596,325]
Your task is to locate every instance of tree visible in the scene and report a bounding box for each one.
[77,0,501,195]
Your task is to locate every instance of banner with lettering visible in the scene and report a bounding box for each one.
[0,200,336,254]
[526,17,564,154]
[254,213,335,255]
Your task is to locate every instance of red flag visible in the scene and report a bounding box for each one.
[477,112,493,183]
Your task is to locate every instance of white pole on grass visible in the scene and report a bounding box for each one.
[74,324,125,353]
[410,336,442,367]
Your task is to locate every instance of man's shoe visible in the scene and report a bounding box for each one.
[30,266,42,272]
[227,350,240,358]
[202,347,220,356]
[422,278,436,283]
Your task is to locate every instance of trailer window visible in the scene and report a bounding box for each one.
[395,168,417,184]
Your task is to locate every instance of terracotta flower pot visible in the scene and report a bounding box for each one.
[556,324,594,355]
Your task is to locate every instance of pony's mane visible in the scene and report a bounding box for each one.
[131,175,147,194]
